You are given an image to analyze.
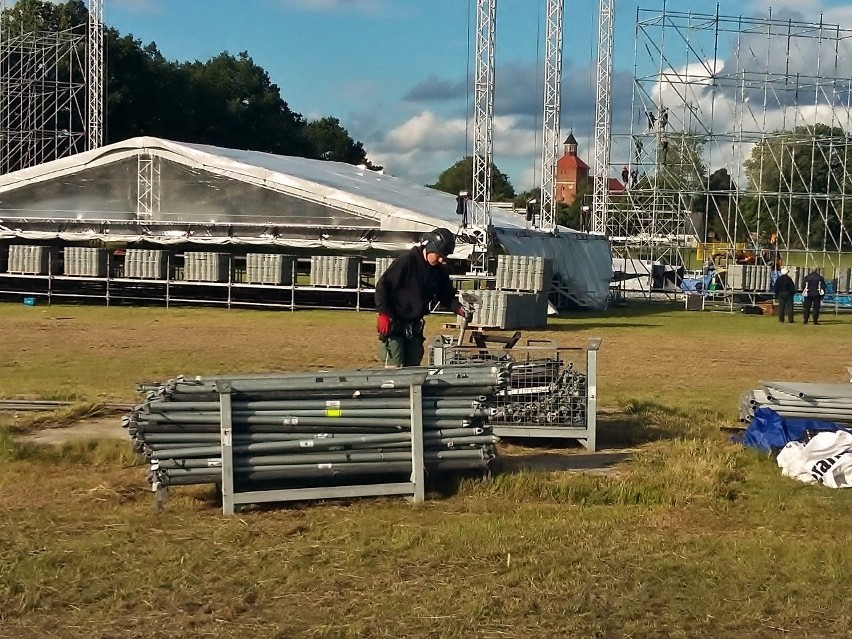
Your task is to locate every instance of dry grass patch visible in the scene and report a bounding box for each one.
[2,302,852,637]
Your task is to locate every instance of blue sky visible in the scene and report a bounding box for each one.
[103,0,852,191]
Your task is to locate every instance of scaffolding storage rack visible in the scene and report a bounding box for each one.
[429,336,600,450]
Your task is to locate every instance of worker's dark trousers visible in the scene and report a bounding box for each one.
[777,295,794,323]
[803,296,821,324]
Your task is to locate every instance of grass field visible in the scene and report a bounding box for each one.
[1,302,852,638]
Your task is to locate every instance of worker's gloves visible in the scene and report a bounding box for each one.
[457,307,472,323]
[377,312,392,338]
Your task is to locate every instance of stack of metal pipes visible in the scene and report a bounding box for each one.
[125,365,508,491]
[740,380,852,425]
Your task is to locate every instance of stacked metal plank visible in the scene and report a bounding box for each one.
[184,252,229,282]
[125,249,167,279]
[246,254,293,285]
[740,265,772,292]
[740,381,852,425]
[374,257,394,284]
[310,256,358,287]
[7,245,49,274]
[63,247,108,277]
[833,268,851,294]
[495,255,553,293]
[466,255,552,329]
[125,365,506,494]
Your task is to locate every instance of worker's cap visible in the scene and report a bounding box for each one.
[780,267,789,275]
[424,227,456,257]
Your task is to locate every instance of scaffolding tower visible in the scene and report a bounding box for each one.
[592,0,614,235]
[609,7,852,301]
[538,0,565,232]
[0,0,103,175]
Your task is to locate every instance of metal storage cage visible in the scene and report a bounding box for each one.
[428,336,601,450]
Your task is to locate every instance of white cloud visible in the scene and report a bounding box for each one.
[363,110,549,190]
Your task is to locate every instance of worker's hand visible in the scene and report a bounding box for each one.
[377,312,392,338]
[457,306,472,324]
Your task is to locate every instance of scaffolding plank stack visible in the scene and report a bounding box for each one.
[310,256,358,287]
[7,245,49,275]
[63,247,108,277]
[125,249,167,279]
[245,254,293,285]
[184,252,229,282]
[374,257,394,284]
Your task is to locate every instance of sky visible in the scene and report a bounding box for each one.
[98,0,852,192]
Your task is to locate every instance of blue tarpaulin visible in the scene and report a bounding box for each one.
[737,407,850,453]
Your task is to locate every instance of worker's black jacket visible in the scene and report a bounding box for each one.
[773,274,796,297]
[803,271,827,298]
[375,247,461,321]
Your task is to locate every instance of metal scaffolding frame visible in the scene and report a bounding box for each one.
[538,0,564,233]
[470,0,497,272]
[609,7,852,302]
[87,0,103,151]
[592,0,614,235]
[0,0,102,175]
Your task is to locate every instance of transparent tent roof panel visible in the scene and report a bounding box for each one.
[0,157,379,228]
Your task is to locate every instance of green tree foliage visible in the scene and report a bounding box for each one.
[429,156,515,201]
[0,0,86,34]
[305,117,364,164]
[743,123,851,248]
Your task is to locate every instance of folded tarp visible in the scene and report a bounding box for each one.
[736,407,849,454]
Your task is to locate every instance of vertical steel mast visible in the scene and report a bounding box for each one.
[592,0,614,234]
[539,0,564,233]
[87,0,103,150]
[471,0,497,257]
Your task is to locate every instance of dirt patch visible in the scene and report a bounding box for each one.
[17,416,127,445]
[494,448,633,475]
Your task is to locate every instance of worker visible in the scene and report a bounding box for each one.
[802,268,827,325]
[621,165,629,186]
[375,228,469,367]
[773,266,796,323]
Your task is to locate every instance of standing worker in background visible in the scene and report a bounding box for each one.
[773,266,796,323]
[802,268,827,325]
[375,228,469,367]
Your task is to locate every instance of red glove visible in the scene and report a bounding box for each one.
[377,313,392,338]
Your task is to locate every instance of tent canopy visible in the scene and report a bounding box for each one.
[0,136,612,307]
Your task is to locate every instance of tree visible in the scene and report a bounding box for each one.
[693,168,738,242]
[744,123,851,249]
[304,117,383,169]
[0,0,86,34]
[180,51,310,156]
[429,156,515,201]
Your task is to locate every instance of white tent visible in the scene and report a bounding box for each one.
[0,137,612,308]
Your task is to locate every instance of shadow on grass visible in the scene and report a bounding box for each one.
[490,400,711,477]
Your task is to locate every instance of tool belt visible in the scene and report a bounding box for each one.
[388,318,425,340]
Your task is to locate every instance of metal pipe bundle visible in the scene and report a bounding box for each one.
[125,365,507,493]
[739,380,852,425]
